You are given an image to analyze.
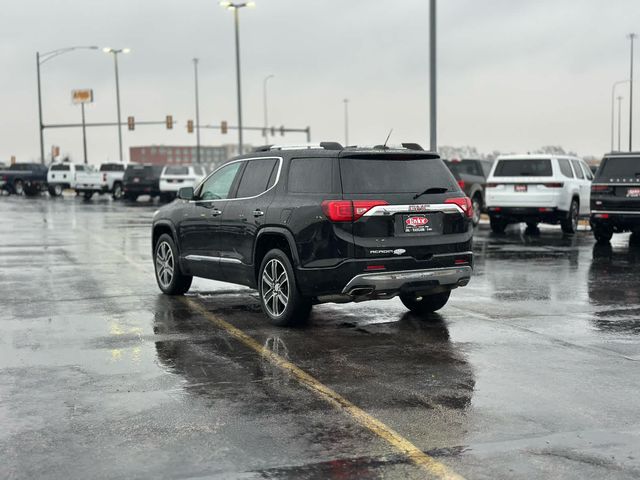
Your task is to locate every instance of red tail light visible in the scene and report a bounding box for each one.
[445,197,473,218]
[591,185,612,193]
[457,179,466,189]
[102,173,107,182]
[543,182,564,188]
[321,200,388,222]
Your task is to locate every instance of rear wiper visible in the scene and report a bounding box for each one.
[413,187,448,199]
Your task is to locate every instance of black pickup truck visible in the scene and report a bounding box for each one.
[0,163,48,196]
[444,159,493,226]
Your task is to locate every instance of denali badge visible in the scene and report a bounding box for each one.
[393,249,406,255]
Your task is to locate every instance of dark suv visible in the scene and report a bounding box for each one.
[123,164,164,201]
[590,152,640,243]
[444,159,492,225]
[151,143,474,325]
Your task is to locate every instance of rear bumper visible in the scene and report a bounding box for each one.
[124,184,161,195]
[75,184,108,193]
[590,211,640,232]
[488,206,565,223]
[341,266,472,298]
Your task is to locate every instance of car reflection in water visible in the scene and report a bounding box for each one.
[153,295,474,478]
[589,241,640,334]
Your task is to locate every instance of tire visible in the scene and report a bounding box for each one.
[471,195,482,226]
[258,249,312,326]
[13,179,24,196]
[24,185,39,196]
[154,234,192,295]
[593,226,613,244]
[112,183,123,200]
[490,216,506,234]
[561,198,579,234]
[83,191,93,200]
[400,291,451,315]
[48,184,63,197]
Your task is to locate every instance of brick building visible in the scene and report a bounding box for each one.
[129,144,253,171]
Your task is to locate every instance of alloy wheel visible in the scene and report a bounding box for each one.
[571,201,579,231]
[261,259,289,317]
[54,184,62,196]
[14,180,24,195]
[472,198,481,225]
[155,241,174,289]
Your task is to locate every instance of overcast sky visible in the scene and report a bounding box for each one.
[1,0,639,164]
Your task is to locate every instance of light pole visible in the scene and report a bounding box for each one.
[193,58,201,164]
[220,1,255,154]
[628,33,637,151]
[103,47,130,162]
[36,46,99,164]
[611,80,630,151]
[429,0,437,152]
[617,95,624,151]
[263,74,274,144]
[343,98,349,146]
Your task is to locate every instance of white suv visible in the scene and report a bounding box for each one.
[485,154,593,234]
[47,162,89,197]
[159,165,206,201]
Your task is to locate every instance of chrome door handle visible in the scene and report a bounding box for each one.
[211,209,223,216]
[253,209,264,217]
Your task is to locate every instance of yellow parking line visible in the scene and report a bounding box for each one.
[183,297,466,480]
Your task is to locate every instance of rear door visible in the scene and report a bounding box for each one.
[338,153,468,261]
[571,159,590,215]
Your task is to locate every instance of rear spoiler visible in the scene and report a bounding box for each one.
[339,150,440,161]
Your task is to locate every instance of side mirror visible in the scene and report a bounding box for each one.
[178,187,194,200]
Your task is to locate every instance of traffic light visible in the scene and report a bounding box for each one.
[261,128,266,138]
[270,126,275,137]
[187,120,194,134]
[127,116,135,131]
[166,115,173,130]
[280,125,285,136]
[221,120,228,134]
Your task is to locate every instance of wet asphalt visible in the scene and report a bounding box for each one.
[1,194,640,480]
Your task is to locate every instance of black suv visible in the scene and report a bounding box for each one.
[151,143,474,325]
[444,159,493,226]
[590,152,640,243]
[123,164,164,201]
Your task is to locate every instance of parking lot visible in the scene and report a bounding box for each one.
[2,195,640,479]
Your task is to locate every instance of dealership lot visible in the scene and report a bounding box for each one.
[2,196,640,479]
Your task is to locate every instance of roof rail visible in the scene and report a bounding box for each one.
[264,142,344,151]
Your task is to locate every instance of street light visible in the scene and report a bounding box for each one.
[628,33,637,151]
[429,0,437,152]
[263,74,274,144]
[617,95,624,151]
[36,45,99,164]
[220,1,255,154]
[103,47,131,162]
[611,79,630,151]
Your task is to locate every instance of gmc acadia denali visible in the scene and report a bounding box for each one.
[151,143,474,326]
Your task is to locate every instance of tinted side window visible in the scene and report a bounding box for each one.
[581,162,594,180]
[288,158,333,193]
[198,162,241,200]
[235,159,278,198]
[571,159,584,179]
[557,159,574,178]
[50,164,70,171]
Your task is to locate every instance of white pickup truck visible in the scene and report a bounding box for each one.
[74,162,126,199]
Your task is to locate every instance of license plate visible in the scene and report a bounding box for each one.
[515,184,528,192]
[403,214,435,233]
[627,188,640,198]
[133,177,140,183]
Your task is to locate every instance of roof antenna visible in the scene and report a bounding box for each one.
[383,129,393,149]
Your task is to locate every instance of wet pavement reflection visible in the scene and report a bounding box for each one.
[2,197,640,479]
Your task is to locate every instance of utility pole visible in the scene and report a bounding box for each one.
[429,0,437,152]
[263,74,274,144]
[234,7,243,153]
[629,33,636,151]
[193,58,201,164]
[343,98,349,146]
[36,52,45,165]
[103,48,130,162]
[81,103,88,164]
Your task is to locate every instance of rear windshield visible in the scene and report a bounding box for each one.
[597,157,640,178]
[124,165,162,179]
[340,158,456,194]
[493,159,552,177]
[164,166,189,175]
[100,164,124,172]
[50,164,70,171]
